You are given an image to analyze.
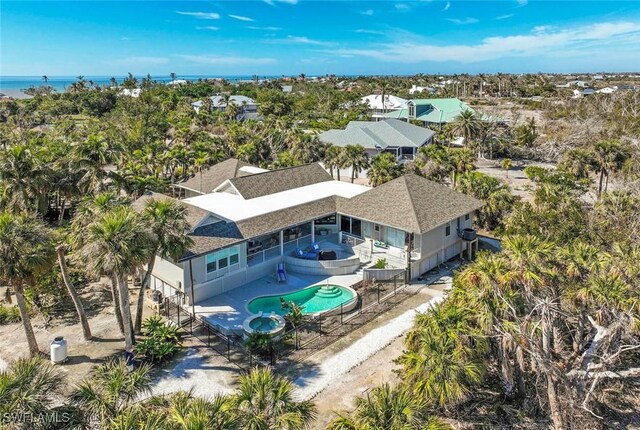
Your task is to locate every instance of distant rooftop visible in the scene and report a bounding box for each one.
[319,118,434,150]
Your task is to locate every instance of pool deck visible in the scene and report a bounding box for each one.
[193,272,362,335]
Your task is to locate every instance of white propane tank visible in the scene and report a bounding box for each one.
[50,336,68,364]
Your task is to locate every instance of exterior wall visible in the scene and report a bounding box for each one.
[183,189,203,199]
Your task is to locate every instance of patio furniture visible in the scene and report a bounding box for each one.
[311,242,321,253]
[374,240,389,249]
[295,248,317,260]
[276,263,287,283]
[319,250,337,261]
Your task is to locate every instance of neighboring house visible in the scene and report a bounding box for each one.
[118,88,141,98]
[191,95,259,121]
[596,87,617,94]
[173,158,268,198]
[167,79,188,86]
[383,98,481,128]
[409,84,436,95]
[318,118,435,161]
[573,88,596,98]
[281,85,293,93]
[136,165,481,327]
[360,94,408,119]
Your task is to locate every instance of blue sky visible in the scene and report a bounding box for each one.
[2,1,640,76]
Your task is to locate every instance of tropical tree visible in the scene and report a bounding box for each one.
[0,213,53,356]
[323,145,343,180]
[0,145,49,213]
[78,206,151,351]
[368,152,403,187]
[449,148,476,187]
[449,109,483,149]
[327,384,449,430]
[134,198,193,334]
[233,367,316,430]
[0,357,65,428]
[558,148,594,180]
[591,139,630,197]
[501,158,512,177]
[70,358,152,427]
[56,244,92,340]
[343,145,369,183]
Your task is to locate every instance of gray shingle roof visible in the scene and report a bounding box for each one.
[131,191,209,229]
[319,119,434,150]
[180,197,336,260]
[229,163,332,200]
[337,174,482,234]
[174,158,254,195]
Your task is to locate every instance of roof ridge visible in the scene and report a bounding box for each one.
[401,175,423,233]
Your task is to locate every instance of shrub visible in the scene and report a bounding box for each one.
[0,305,21,325]
[135,315,181,363]
[373,258,387,269]
[244,332,273,358]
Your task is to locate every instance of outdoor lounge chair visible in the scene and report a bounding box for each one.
[311,242,321,253]
[295,247,317,260]
[276,262,287,282]
[373,240,389,249]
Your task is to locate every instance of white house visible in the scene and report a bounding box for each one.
[135,162,482,333]
[360,94,408,119]
[409,85,436,95]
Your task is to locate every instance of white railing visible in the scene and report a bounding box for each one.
[247,244,281,267]
[283,234,313,256]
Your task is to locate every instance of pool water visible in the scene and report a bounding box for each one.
[247,284,356,316]
[249,317,279,331]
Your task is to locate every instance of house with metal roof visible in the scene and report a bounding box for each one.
[191,95,260,121]
[382,98,480,128]
[137,162,481,333]
[318,119,435,161]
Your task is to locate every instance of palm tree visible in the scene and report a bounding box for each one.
[56,244,92,340]
[0,145,49,213]
[558,148,594,180]
[327,383,448,430]
[449,110,483,149]
[368,152,403,187]
[41,75,48,84]
[0,357,64,421]
[323,145,343,179]
[449,148,476,187]
[79,206,151,351]
[343,145,369,183]
[72,193,128,335]
[146,390,239,429]
[0,213,53,356]
[591,139,630,197]
[134,198,193,333]
[501,158,512,178]
[71,358,152,427]
[233,367,316,430]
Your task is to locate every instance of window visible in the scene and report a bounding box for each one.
[206,246,240,275]
[408,103,416,118]
[445,223,451,237]
[340,215,351,233]
[340,215,364,238]
[465,214,470,221]
[206,256,217,273]
[351,218,362,237]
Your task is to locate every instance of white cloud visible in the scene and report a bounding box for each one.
[120,36,131,41]
[196,26,219,31]
[395,3,410,11]
[229,14,254,22]
[175,11,220,20]
[446,17,479,25]
[496,14,514,20]
[517,0,528,6]
[331,21,640,64]
[283,35,333,45]
[177,55,276,65]
[361,9,374,16]
[355,29,385,35]
[443,1,450,11]
[247,26,282,31]
[264,0,298,5]
[111,57,169,66]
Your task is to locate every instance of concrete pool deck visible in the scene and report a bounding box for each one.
[193,272,362,334]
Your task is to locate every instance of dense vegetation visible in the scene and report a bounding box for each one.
[0,74,639,429]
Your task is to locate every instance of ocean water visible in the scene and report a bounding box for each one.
[0,74,280,92]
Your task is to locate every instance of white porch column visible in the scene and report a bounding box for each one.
[311,220,315,242]
[280,231,284,256]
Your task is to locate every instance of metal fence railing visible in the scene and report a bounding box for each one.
[159,269,411,369]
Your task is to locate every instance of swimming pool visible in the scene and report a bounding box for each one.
[247,284,357,316]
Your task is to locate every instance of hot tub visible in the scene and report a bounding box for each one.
[242,312,286,339]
